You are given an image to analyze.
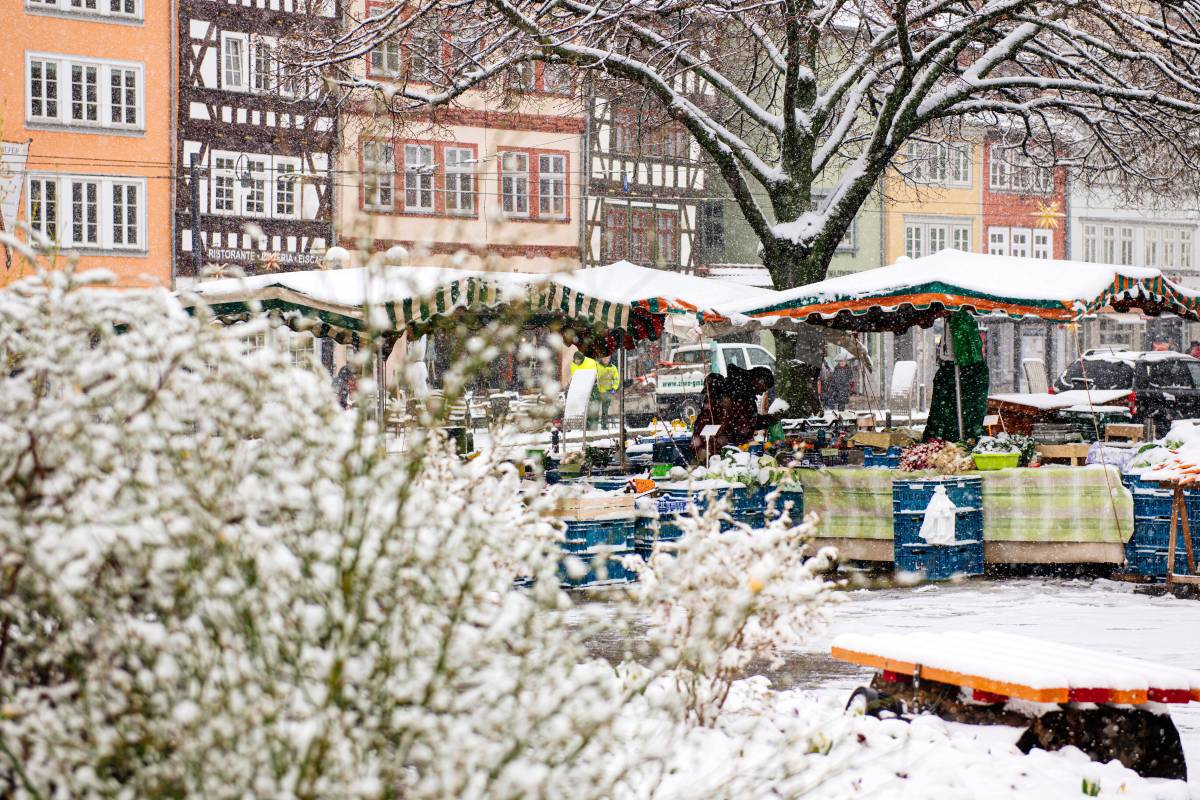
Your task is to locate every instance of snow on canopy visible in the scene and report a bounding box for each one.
[181,261,778,346]
[708,249,1200,334]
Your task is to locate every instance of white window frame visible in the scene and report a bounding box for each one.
[26,173,146,252]
[905,141,971,187]
[952,225,970,252]
[905,218,971,258]
[211,153,237,216]
[403,144,435,213]
[1100,225,1117,264]
[109,179,142,249]
[362,141,395,211]
[1032,230,1052,260]
[252,39,275,94]
[538,153,566,218]
[68,62,99,124]
[272,156,301,220]
[68,177,100,247]
[444,146,474,215]
[26,53,143,131]
[1118,226,1135,266]
[1144,227,1161,268]
[27,176,59,243]
[1009,227,1031,258]
[221,32,248,92]
[1082,223,1098,263]
[500,151,530,217]
[987,226,1009,256]
[988,145,1053,194]
[240,156,269,217]
[367,4,403,77]
[209,151,301,221]
[26,0,143,20]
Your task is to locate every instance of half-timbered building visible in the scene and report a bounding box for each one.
[583,91,715,272]
[337,0,584,274]
[176,0,339,282]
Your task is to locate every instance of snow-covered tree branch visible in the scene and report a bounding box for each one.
[294,0,1200,409]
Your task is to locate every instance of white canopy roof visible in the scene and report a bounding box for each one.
[183,261,780,344]
[711,249,1200,333]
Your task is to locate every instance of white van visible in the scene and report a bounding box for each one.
[656,343,776,418]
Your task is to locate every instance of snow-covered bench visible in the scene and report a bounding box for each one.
[833,630,1197,780]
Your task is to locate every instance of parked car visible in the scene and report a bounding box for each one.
[655,342,776,419]
[1051,349,1200,436]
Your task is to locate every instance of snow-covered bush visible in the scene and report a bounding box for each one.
[0,268,840,798]
[636,497,835,725]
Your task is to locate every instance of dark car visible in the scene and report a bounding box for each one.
[1051,349,1200,436]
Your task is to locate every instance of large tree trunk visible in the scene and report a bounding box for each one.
[773,329,824,416]
[763,239,828,416]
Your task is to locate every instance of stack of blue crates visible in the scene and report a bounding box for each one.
[892,476,984,580]
[559,516,638,587]
[864,446,903,469]
[633,485,804,557]
[1123,475,1194,579]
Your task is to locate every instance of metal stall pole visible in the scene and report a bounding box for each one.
[618,345,628,466]
[375,343,387,429]
[953,359,965,441]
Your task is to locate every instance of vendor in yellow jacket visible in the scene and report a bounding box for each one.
[595,355,620,429]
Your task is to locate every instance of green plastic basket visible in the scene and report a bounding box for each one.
[971,451,1020,471]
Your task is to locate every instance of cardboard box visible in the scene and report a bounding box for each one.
[850,430,917,450]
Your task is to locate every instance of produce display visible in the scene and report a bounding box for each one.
[972,433,1037,467]
[898,440,974,474]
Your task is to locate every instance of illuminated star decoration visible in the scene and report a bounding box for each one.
[261,251,281,272]
[207,263,229,280]
[1032,200,1066,229]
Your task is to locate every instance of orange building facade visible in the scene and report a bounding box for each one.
[1,0,172,288]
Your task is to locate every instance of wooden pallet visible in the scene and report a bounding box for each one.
[1035,443,1092,466]
[548,494,636,520]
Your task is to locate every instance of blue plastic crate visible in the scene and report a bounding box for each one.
[893,476,983,514]
[893,509,983,547]
[559,548,638,587]
[563,518,636,549]
[895,540,984,581]
[587,478,635,492]
[652,438,694,466]
[1127,516,1200,553]
[1127,546,1193,579]
[764,488,804,522]
[864,453,900,469]
[1129,483,1174,520]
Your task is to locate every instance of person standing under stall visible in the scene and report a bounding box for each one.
[923,311,989,442]
[691,364,779,463]
[334,364,357,409]
[569,350,600,428]
[596,354,620,429]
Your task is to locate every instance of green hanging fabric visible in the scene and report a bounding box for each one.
[948,310,984,366]
[923,311,990,443]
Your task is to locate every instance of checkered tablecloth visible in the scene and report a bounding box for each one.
[798,466,1133,543]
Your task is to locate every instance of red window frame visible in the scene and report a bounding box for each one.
[358,137,480,219]
[494,147,571,223]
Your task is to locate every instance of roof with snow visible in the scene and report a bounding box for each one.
[710,249,1200,334]
[181,261,778,352]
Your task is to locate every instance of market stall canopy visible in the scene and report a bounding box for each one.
[180,261,780,352]
[708,249,1200,334]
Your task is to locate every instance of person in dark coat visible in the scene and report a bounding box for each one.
[334,364,357,409]
[827,360,854,410]
[691,365,777,462]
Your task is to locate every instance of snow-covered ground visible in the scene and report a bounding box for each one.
[789,578,1200,795]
